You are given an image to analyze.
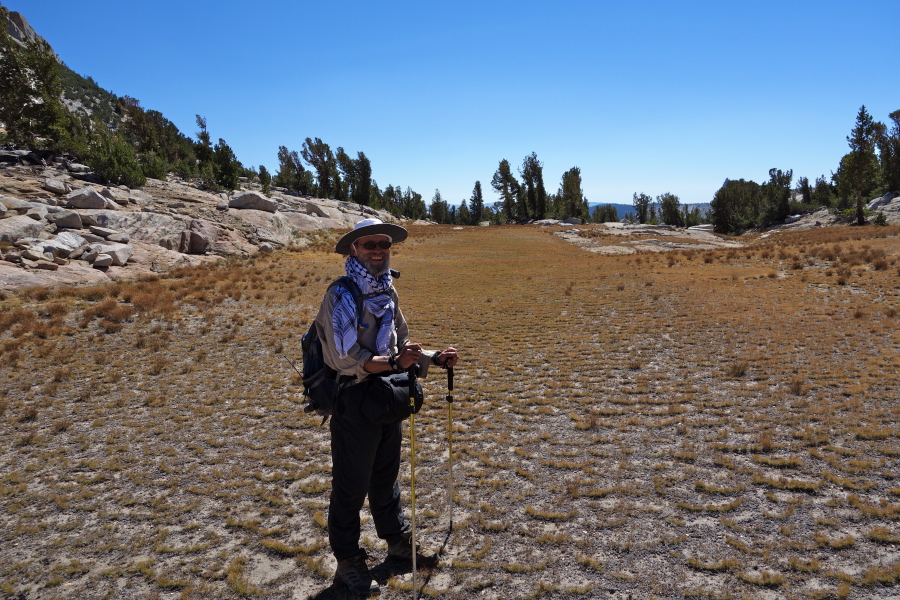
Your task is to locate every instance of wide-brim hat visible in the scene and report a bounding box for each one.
[335,218,408,255]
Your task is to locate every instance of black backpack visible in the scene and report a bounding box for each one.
[300,276,365,420]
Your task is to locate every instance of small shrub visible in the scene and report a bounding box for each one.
[19,405,38,423]
[738,570,786,587]
[51,419,71,433]
[226,557,260,596]
[87,131,146,187]
[725,361,748,377]
[868,526,900,544]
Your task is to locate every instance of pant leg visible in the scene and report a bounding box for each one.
[328,392,381,561]
[368,420,408,540]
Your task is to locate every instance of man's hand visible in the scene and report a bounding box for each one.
[397,343,423,370]
[434,347,459,368]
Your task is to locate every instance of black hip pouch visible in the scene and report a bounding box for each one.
[357,372,424,424]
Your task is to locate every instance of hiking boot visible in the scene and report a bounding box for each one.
[387,532,439,568]
[334,551,380,596]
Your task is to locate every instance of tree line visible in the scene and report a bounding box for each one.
[710,105,900,234]
[430,155,617,226]
[4,7,895,230]
[628,192,704,228]
[270,140,428,220]
[0,18,590,227]
[0,7,705,227]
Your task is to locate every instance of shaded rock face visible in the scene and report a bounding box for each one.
[167,219,218,255]
[185,219,218,254]
[6,11,47,47]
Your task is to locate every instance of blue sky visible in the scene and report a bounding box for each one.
[6,0,899,207]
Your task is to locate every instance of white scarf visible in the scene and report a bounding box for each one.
[332,256,395,358]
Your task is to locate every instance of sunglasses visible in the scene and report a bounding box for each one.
[356,240,392,250]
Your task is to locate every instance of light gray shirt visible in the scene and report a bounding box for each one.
[314,283,433,381]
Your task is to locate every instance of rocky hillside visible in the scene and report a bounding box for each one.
[4,9,46,47]
[0,151,399,289]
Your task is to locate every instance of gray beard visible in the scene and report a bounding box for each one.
[360,256,390,278]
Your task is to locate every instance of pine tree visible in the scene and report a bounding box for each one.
[491,159,520,222]
[843,105,881,224]
[632,193,651,224]
[709,179,762,234]
[0,9,74,151]
[878,110,900,193]
[658,192,683,226]
[458,200,472,225]
[301,137,341,198]
[558,167,585,220]
[213,138,241,190]
[520,152,547,219]
[429,189,448,223]
[761,168,793,225]
[258,165,272,195]
[336,148,372,205]
[796,176,812,205]
[811,175,834,207]
[274,146,314,194]
[470,181,484,223]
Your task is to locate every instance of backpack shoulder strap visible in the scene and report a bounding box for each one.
[328,276,365,325]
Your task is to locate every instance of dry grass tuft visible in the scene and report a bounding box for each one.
[1,223,899,598]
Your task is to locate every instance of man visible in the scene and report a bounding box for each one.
[314,218,459,596]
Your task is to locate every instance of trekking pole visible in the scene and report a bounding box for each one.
[446,367,454,533]
[408,363,419,598]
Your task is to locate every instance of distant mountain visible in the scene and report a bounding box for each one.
[687,202,711,216]
[587,201,711,220]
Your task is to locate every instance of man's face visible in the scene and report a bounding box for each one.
[352,234,392,277]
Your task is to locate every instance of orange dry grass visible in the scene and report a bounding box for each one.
[0,224,898,599]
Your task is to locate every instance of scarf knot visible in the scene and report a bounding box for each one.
[332,256,395,358]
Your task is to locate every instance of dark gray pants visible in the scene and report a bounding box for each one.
[328,384,408,561]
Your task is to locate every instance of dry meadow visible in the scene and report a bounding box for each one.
[1,224,899,600]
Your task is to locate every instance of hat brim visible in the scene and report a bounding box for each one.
[335,223,408,254]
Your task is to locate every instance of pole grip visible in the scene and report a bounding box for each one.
[448,367,454,394]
